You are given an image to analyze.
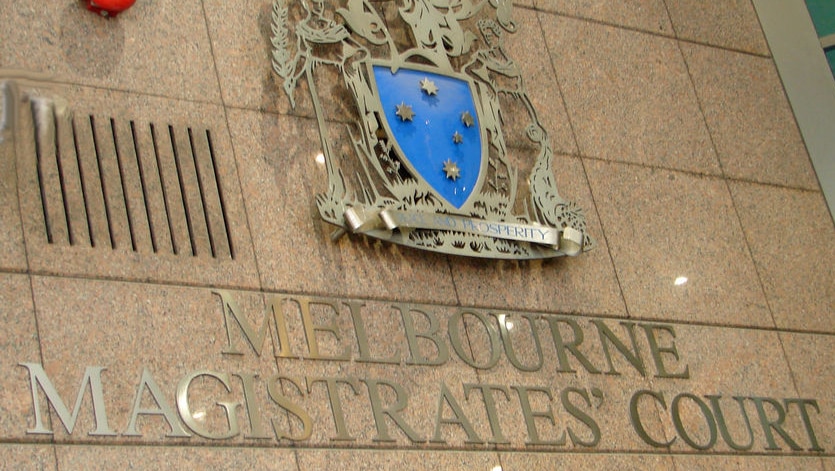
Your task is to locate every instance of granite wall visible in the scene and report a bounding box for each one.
[0,1,833,469]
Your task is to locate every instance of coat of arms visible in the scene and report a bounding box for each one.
[272,0,593,259]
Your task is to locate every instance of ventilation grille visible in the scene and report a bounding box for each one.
[30,98,234,259]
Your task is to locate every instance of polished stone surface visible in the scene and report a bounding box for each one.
[540,13,721,175]
[585,161,771,326]
[503,452,676,470]
[0,0,832,468]
[536,0,673,35]
[731,183,835,332]
[503,8,578,155]
[450,156,626,316]
[30,277,263,444]
[683,43,819,190]
[0,83,27,271]
[467,313,669,451]
[780,333,835,452]
[0,275,46,443]
[0,444,55,471]
[227,109,455,301]
[56,445,298,470]
[673,455,825,470]
[0,1,220,103]
[652,325,803,453]
[203,0,291,115]
[12,84,261,288]
[298,450,498,470]
[665,0,770,54]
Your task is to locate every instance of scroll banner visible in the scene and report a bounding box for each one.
[343,207,584,254]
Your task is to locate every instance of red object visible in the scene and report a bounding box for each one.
[85,0,136,17]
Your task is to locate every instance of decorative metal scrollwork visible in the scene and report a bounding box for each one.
[272,0,593,259]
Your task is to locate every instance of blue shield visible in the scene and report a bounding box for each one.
[370,63,485,209]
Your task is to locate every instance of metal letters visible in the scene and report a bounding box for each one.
[18,289,826,452]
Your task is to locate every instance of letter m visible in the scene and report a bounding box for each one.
[213,290,291,358]
[20,363,115,436]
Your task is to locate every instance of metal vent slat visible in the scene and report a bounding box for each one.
[154,124,192,256]
[23,97,234,260]
[113,118,152,253]
[56,110,90,247]
[191,129,231,258]
[171,125,211,257]
[73,115,110,249]
[93,116,131,250]
[131,121,167,254]
[32,99,68,246]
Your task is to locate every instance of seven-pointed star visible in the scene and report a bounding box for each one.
[443,159,461,181]
[396,102,415,121]
[452,131,463,144]
[420,77,438,96]
[461,111,475,127]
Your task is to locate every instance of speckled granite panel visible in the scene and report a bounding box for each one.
[683,43,818,190]
[14,85,259,288]
[56,445,298,470]
[585,160,771,327]
[665,0,770,55]
[0,444,55,471]
[780,333,835,455]
[730,182,834,332]
[502,452,675,470]
[535,0,673,35]
[227,108,455,301]
[465,313,669,452]
[203,0,292,114]
[540,14,720,174]
[0,1,220,103]
[674,455,825,470]
[0,82,27,271]
[449,156,626,317]
[30,277,279,445]
[652,326,810,454]
[0,0,832,469]
[297,450,498,470]
[0,275,48,443]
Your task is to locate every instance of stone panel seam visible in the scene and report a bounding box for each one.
[575,152,718,178]
[775,331,817,429]
[667,14,815,405]
[29,80,223,109]
[24,278,61,469]
[445,256,462,308]
[535,10,631,319]
[4,82,56,460]
[535,7,770,59]
[748,1,829,218]
[722,173,782,331]
[292,448,303,471]
[663,3,781,336]
[18,271,835,336]
[199,0,233,110]
[17,442,835,457]
[534,5,675,41]
[198,0,266,292]
[573,158,630,319]
[3,81,31,274]
[580,154,826,194]
[1,87,52,459]
[640,375,677,460]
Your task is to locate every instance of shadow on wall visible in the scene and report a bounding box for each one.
[60,2,125,79]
